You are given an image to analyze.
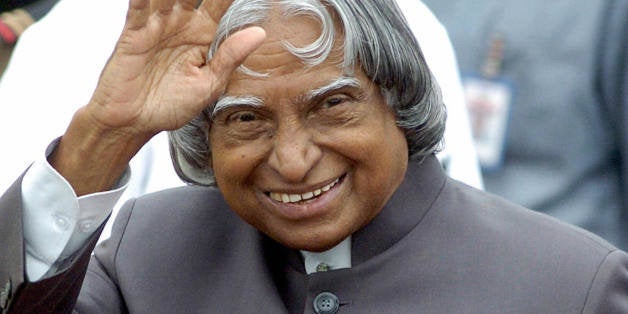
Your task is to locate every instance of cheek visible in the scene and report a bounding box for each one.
[211,145,266,225]
[210,134,268,188]
[335,113,407,169]
[351,121,408,200]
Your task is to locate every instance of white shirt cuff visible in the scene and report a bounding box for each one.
[21,141,129,281]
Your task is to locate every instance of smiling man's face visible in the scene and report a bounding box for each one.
[209,12,408,252]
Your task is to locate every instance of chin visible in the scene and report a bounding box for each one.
[272,228,349,252]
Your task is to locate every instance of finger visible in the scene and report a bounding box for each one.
[178,0,201,10]
[126,0,151,30]
[150,0,177,14]
[198,0,234,23]
[207,26,266,88]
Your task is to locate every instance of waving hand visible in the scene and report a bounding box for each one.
[51,0,266,195]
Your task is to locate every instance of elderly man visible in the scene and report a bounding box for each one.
[0,0,480,243]
[0,0,626,313]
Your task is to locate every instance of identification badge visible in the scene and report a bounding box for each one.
[463,75,513,170]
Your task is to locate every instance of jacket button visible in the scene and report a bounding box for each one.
[313,291,339,314]
[0,279,11,309]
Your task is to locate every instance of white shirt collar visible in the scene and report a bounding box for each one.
[300,236,351,274]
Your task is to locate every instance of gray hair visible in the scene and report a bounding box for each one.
[169,0,446,185]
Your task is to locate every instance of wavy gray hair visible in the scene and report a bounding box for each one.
[169,0,446,185]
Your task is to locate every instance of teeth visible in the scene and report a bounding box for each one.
[302,191,314,200]
[269,178,340,204]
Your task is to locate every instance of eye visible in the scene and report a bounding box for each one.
[215,109,271,140]
[321,95,350,109]
[227,111,259,123]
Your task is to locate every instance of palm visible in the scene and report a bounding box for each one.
[88,0,264,134]
[49,0,264,195]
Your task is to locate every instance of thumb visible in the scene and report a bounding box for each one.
[207,26,266,86]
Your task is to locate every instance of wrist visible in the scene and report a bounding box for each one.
[49,106,153,196]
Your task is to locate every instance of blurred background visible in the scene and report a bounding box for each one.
[1,0,59,75]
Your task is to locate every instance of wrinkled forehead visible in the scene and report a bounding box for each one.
[210,0,348,73]
[213,75,362,117]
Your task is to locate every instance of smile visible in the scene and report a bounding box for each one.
[268,176,342,204]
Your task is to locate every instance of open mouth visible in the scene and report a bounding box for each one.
[266,174,346,204]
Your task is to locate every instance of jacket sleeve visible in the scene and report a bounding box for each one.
[0,175,27,313]
[0,174,104,314]
[73,199,137,314]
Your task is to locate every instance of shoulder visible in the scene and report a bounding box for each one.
[98,185,253,268]
[86,186,266,312]
[421,179,628,311]
[93,185,259,282]
[128,185,227,214]
[114,185,243,238]
[439,178,617,255]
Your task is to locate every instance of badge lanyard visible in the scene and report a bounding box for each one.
[463,32,515,170]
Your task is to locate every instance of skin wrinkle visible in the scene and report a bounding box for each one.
[212,96,264,118]
[169,0,445,191]
[212,76,360,119]
[209,22,408,250]
[301,76,360,104]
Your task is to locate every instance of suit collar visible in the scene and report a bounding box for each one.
[351,154,447,265]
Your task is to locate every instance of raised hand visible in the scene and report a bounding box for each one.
[89,0,265,133]
[51,0,266,195]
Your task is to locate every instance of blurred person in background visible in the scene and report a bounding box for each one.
[423,0,628,249]
[0,0,482,242]
[0,0,59,75]
[0,0,184,242]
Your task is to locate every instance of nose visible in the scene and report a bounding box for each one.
[267,122,322,182]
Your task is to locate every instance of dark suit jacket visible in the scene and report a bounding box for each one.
[1,156,628,313]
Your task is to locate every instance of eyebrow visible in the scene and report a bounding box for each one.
[212,76,361,118]
[212,96,264,119]
[301,76,361,103]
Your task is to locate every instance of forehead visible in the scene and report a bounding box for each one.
[223,5,349,96]
[224,64,350,102]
